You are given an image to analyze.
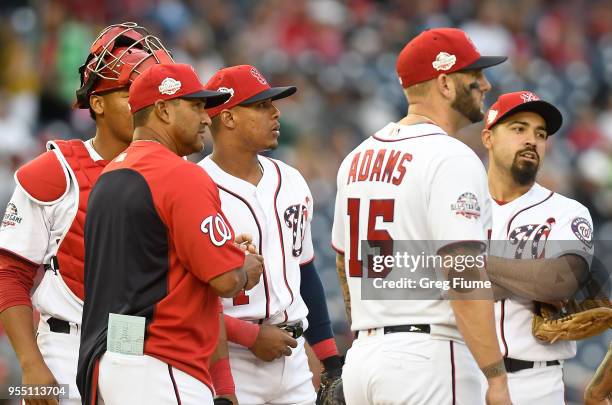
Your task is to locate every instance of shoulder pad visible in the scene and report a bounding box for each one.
[14,150,70,205]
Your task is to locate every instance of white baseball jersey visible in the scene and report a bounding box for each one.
[489,182,594,361]
[198,156,312,326]
[0,139,103,324]
[0,139,102,403]
[331,122,491,341]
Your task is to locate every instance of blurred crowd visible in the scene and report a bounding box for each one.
[0,0,610,403]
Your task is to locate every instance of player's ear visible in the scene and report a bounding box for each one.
[218,109,236,130]
[89,95,104,117]
[435,74,455,101]
[481,128,493,150]
[153,99,172,124]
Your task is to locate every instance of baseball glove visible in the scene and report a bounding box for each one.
[316,367,345,405]
[532,298,612,343]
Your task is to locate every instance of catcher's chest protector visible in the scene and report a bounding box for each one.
[54,140,107,300]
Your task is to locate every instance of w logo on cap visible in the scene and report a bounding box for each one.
[520,92,540,102]
[250,67,268,85]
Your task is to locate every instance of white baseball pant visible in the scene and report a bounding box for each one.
[228,336,316,405]
[98,351,213,405]
[36,318,81,404]
[342,330,484,404]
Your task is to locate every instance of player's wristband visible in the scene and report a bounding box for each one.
[311,338,339,361]
[210,358,235,396]
[224,315,260,348]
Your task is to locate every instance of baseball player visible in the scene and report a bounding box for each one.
[481,91,595,404]
[77,63,264,405]
[585,341,612,405]
[331,28,512,404]
[0,23,172,404]
[198,65,342,405]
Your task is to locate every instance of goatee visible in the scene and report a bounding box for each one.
[510,155,539,186]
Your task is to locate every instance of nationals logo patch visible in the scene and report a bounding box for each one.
[509,218,555,259]
[200,214,232,247]
[284,202,309,257]
[571,217,593,249]
[451,192,481,219]
[2,202,23,229]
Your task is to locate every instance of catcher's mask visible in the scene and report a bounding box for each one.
[75,22,174,109]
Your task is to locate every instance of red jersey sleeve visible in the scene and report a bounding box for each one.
[0,249,39,312]
[164,163,245,283]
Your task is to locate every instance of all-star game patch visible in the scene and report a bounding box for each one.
[2,202,23,229]
[571,217,593,249]
[451,192,481,219]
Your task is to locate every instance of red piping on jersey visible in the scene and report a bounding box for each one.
[371,132,446,143]
[450,341,456,405]
[89,359,100,405]
[499,190,554,359]
[268,158,295,306]
[217,185,270,319]
[500,299,508,357]
[168,365,182,404]
[505,191,555,236]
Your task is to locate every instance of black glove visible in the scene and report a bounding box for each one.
[213,398,233,405]
[316,356,345,405]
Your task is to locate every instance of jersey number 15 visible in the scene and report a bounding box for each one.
[347,198,395,278]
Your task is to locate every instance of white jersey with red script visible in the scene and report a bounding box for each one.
[331,122,491,341]
[489,182,594,361]
[199,155,312,327]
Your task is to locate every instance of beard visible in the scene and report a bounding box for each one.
[510,150,539,186]
[450,80,484,123]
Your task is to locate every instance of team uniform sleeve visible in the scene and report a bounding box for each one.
[331,167,346,254]
[427,155,490,247]
[0,251,38,312]
[545,206,594,267]
[0,186,50,264]
[164,164,245,283]
[0,187,50,312]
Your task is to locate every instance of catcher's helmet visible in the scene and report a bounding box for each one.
[75,22,174,109]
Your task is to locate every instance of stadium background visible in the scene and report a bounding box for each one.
[0,0,610,403]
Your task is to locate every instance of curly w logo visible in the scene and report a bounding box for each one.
[284,204,308,257]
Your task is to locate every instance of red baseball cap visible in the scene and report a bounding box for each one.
[485,91,563,135]
[128,63,230,113]
[203,65,296,118]
[396,28,507,88]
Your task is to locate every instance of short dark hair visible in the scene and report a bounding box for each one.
[132,105,154,128]
[132,99,181,127]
